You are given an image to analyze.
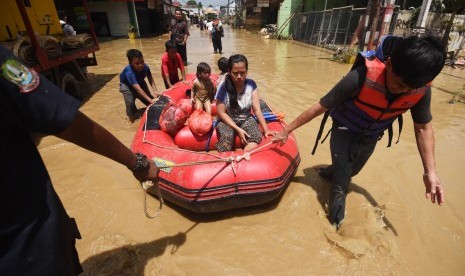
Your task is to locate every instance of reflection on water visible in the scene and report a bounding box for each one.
[38,26,465,275]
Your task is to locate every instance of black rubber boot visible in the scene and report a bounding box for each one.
[318,165,333,180]
[328,185,347,228]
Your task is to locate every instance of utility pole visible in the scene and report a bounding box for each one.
[415,0,433,35]
[358,0,373,51]
[378,0,395,40]
[235,0,239,28]
[227,0,231,24]
[317,0,328,45]
[367,0,381,50]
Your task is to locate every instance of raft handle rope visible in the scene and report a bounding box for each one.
[139,98,282,218]
[140,140,275,219]
[142,180,164,219]
[141,107,278,173]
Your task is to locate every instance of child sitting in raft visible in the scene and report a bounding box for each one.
[216,57,228,85]
[191,62,215,115]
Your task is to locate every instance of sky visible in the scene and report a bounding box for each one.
[178,0,234,7]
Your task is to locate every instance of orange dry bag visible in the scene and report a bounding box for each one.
[188,110,213,136]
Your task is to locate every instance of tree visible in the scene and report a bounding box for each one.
[197,2,203,9]
[441,0,465,48]
[186,0,197,5]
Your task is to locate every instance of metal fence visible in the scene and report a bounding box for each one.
[290,6,400,51]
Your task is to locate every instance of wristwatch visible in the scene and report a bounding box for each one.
[133,153,149,172]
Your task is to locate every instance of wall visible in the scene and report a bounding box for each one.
[393,11,465,52]
[277,0,298,37]
[88,1,129,36]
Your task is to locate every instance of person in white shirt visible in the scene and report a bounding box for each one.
[206,20,214,32]
[58,11,76,36]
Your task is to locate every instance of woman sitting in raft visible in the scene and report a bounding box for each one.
[215,54,275,152]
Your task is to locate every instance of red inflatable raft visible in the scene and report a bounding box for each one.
[131,74,300,213]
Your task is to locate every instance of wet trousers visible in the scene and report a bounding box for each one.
[216,116,262,152]
[176,43,187,64]
[328,122,379,225]
[119,83,153,120]
[212,38,222,53]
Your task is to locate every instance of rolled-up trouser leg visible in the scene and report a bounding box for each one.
[120,84,137,120]
[328,123,378,225]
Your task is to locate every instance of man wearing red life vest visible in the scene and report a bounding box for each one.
[273,35,446,229]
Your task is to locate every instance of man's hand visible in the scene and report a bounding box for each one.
[133,160,159,183]
[272,130,289,146]
[423,170,444,205]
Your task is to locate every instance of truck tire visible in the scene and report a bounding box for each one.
[61,72,82,100]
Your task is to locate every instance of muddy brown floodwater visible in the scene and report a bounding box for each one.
[38,26,465,275]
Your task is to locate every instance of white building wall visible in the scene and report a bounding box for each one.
[394,11,465,52]
[88,2,129,36]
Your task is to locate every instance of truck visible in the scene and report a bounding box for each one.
[0,0,99,99]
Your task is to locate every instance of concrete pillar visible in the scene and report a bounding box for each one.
[415,0,433,32]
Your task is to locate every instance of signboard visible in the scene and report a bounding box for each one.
[253,7,261,13]
[257,0,269,7]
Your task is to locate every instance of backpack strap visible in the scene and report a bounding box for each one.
[312,111,330,155]
[387,124,393,147]
[386,114,403,147]
[396,114,403,144]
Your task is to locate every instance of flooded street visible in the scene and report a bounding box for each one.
[38,26,465,275]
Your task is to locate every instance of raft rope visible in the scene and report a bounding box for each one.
[140,94,282,218]
[140,141,274,219]
[142,180,164,218]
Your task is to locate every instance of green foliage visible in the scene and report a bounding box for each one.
[431,0,445,12]
[186,0,197,5]
[442,0,465,13]
[331,47,359,64]
[406,7,420,28]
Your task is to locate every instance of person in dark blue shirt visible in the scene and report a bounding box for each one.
[119,49,160,122]
[0,45,159,275]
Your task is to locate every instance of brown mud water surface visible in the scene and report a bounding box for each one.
[38,26,465,275]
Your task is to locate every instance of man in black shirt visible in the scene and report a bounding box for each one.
[0,45,159,275]
[273,36,446,229]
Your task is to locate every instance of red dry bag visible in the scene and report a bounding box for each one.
[159,102,189,137]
